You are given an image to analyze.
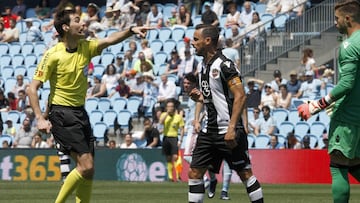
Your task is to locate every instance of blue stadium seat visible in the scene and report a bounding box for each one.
[27,65,37,79]
[43,31,53,46]
[146,29,159,41]
[112,97,127,113]
[294,121,310,139]
[144,97,157,117]
[127,97,142,118]
[255,3,267,15]
[14,65,27,77]
[0,135,14,148]
[9,42,22,55]
[276,134,287,146]
[93,64,105,76]
[163,39,177,54]
[134,139,147,148]
[150,39,163,53]
[93,122,107,141]
[0,54,12,66]
[157,64,167,76]
[103,110,117,127]
[117,109,132,130]
[288,109,301,124]
[272,108,289,128]
[101,52,115,65]
[158,27,172,42]
[261,13,274,31]
[176,40,185,52]
[318,111,330,127]
[4,77,17,95]
[91,55,101,65]
[2,66,14,80]
[306,134,319,149]
[108,41,123,54]
[171,27,185,41]
[274,14,288,31]
[40,88,50,101]
[247,134,256,148]
[96,30,107,38]
[12,54,25,66]
[19,32,27,43]
[106,28,119,37]
[278,121,295,137]
[34,42,47,56]
[185,27,195,38]
[85,98,99,114]
[26,8,37,18]
[154,51,168,66]
[24,53,37,67]
[7,110,21,124]
[98,98,112,113]
[255,134,270,149]
[163,3,177,18]
[89,110,103,127]
[0,43,9,55]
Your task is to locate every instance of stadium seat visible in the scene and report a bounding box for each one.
[150,39,163,53]
[12,54,25,67]
[19,32,27,43]
[89,110,103,127]
[0,43,9,55]
[176,40,185,52]
[25,8,37,18]
[144,97,157,118]
[192,15,202,27]
[7,110,21,124]
[0,135,14,148]
[96,30,107,38]
[219,14,227,28]
[93,64,105,76]
[24,53,37,67]
[101,52,115,65]
[108,41,123,54]
[306,134,319,149]
[14,65,27,77]
[247,134,256,148]
[288,109,301,124]
[274,14,288,31]
[85,98,99,114]
[43,31,53,46]
[1,66,14,80]
[306,113,318,126]
[163,39,177,54]
[4,77,17,95]
[112,97,127,113]
[185,26,195,38]
[98,98,112,113]
[146,29,159,41]
[106,28,119,37]
[40,88,50,101]
[255,3,267,15]
[276,134,287,146]
[278,121,295,137]
[34,42,47,56]
[22,42,34,55]
[93,122,107,141]
[254,134,270,149]
[103,110,117,127]
[27,65,37,79]
[127,97,142,118]
[261,13,274,31]
[171,27,185,41]
[157,64,167,76]
[117,109,132,131]
[154,51,168,66]
[318,111,330,127]
[134,139,147,148]
[158,27,172,42]
[0,54,12,66]
[272,108,288,128]
[294,121,310,139]
[91,55,101,65]
[9,42,22,55]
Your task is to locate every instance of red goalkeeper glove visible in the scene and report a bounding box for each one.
[297,96,332,121]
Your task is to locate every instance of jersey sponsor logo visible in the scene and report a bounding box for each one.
[343,41,349,49]
[201,80,211,97]
[35,70,43,77]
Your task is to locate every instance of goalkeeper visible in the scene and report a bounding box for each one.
[298,0,360,202]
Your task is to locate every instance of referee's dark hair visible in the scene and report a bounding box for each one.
[54,7,75,38]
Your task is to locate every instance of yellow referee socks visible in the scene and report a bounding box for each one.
[55,169,82,203]
[167,162,174,181]
[76,177,93,203]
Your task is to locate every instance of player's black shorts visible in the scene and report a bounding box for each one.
[162,136,178,156]
[190,128,251,173]
[49,105,95,156]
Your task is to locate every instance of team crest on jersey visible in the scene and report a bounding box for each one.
[211,68,220,79]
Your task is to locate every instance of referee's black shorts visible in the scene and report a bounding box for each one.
[49,105,95,156]
[190,128,251,173]
[162,136,178,156]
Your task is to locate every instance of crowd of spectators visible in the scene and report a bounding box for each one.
[0,0,331,150]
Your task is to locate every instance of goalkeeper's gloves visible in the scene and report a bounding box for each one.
[297,95,332,121]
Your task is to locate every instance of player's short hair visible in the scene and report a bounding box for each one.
[184,73,198,85]
[195,24,219,46]
[335,0,360,23]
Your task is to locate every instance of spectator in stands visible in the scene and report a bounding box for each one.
[128,40,138,56]
[133,51,153,73]
[176,5,192,27]
[230,25,243,48]
[178,48,199,78]
[222,38,241,68]
[35,0,51,20]
[0,22,5,41]
[12,0,26,19]
[142,72,158,110]
[254,105,276,136]
[2,140,10,148]
[102,64,121,93]
[4,120,16,137]
[179,37,195,60]
[1,19,19,42]
[239,1,254,27]
[165,8,178,27]
[286,70,302,97]
[100,7,114,30]
[213,0,224,17]
[286,132,301,149]
[157,74,177,107]
[296,70,325,99]
[86,27,98,41]
[153,106,164,133]
[108,78,131,98]
[321,68,334,85]
[248,107,261,135]
[108,140,117,149]
[31,132,49,148]
[146,4,163,28]
[201,2,219,26]
[11,75,28,98]
[120,133,137,149]
[301,48,327,78]
[260,0,281,16]
[87,75,107,98]
[259,83,277,110]
[270,69,288,93]
[74,5,86,21]
[243,12,265,43]
[301,135,311,149]
[17,89,29,112]
[140,117,161,148]
[0,90,10,112]
[225,2,241,28]
[276,84,292,109]
[166,49,182,75]
[128,73,145,97]
[7,92,17,111]
[1,7,19,29]
[138,1,151,26]
[268,134,285,149]
[140,39,153,62]
[246,78,264,108]
[112,3,122,28]
[122,50,136,76]
[25,18,44,42]
[119,5,138,31]
[114,56,124,74]
[292,0,307,17]
[13,117,37,148]
[276,0,302,18]
[83,3,101,32]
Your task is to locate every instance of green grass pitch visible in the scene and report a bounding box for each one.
[1,181,360,202]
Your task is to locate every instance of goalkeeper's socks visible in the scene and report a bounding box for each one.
[188,179,205,203]
[244,175,263,203]
[331,166,350,203]
[349,164,360,182]
[55,169,83,203]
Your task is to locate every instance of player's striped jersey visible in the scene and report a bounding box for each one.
[198,51,244,134]
[332,29,360,126]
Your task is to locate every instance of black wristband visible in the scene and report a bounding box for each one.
[129,26,135,34]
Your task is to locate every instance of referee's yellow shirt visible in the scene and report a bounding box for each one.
[33,39,101,107]
[162,113,184,137]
